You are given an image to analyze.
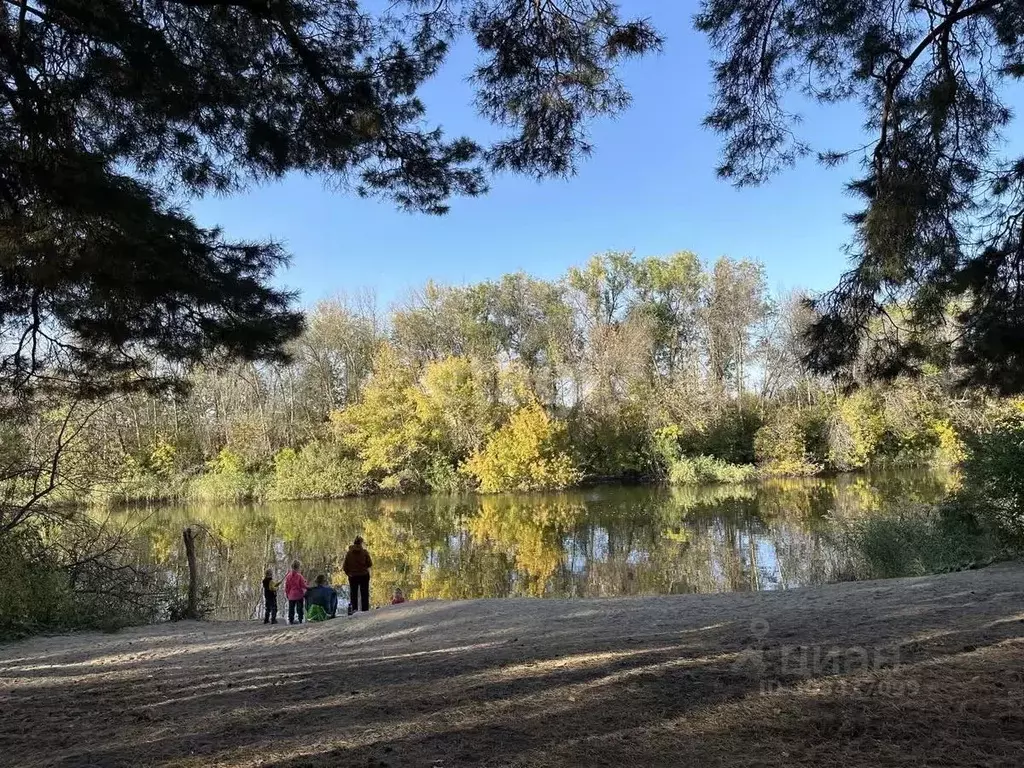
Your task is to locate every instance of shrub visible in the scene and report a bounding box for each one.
[932,418,967,466]
[828,390,886,470]
[463,401,581,493]
[754,414,821,476]
[652,424,683,477]
[421,452,474,493]
[190,448,265,502]
[0,522,163,640]
[831,504,1005,580]
[103,453,191,505]
[679,404,762,465]
[0,529,73,638]
[268,442,366,500]
[167,585,215,622]
[569,403,661,480]
[379,467,426,494]
[953,402,1024,544]
[668,455,756,485]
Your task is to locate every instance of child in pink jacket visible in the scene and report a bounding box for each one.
[284,560,310,625]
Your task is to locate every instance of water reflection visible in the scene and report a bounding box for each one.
[119,470,952,619]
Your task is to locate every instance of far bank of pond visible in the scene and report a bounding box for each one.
[114,469,955,620]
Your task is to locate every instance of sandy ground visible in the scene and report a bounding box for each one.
[2,565,1024,768]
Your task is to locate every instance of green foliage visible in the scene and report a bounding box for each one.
[754,412,821,476]
[104,436,193,504]
[632,252,704,375]
[190,448,265,503]
[828,390,886,470]
[378,468,426,495]
[0,523,162,640]
[698,0,1024,393]
[6,251,1003,511]
[104,459,181,506]
[0,529,73,639]
[269,443,366,501]
[952,402,1024,544]
[421,452,476,494]
[652,422,757,485]
[464,401,581,493]
[833,505,1004,580]
[679,404,763,465]
[668,455,756,485]
[569,402,660,480]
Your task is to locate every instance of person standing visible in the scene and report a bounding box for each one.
[284,560,309,625]
[261,569,280,624]
[343,536,373,614]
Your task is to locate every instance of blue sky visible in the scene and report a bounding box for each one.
[190,1,869,309]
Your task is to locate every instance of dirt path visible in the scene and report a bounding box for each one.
[2,564,1024,768]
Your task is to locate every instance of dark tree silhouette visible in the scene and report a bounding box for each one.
[0,0,660,412]
[697,0,1024,393]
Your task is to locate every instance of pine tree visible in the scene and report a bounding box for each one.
[697,0,1024,393]
[0,0,660,412]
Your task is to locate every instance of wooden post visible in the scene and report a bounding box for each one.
[183,527,199,619]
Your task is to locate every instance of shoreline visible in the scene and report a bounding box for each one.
[100,463,945,509]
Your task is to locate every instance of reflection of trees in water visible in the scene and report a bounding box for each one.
[115,470,952,618]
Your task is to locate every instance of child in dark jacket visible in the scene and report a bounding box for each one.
[261,569,279,624]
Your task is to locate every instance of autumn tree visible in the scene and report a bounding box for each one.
[292,294,383,416]
[464,399,580,493]
[701,257,769,396]
[335,344,424,489]
[414,356,497,463]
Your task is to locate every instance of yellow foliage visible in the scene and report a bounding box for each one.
[463,400,581,493]
[207,447,245,475]
[149,435,177,478]
[413,356,496,459]
[753,416,821,476]
[333,343,424,478]
[931,419,966,466]
[828,390,886,470]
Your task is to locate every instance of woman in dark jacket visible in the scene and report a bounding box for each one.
[342,536,373,613]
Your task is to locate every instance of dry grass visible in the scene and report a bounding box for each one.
[2,564,1024,767]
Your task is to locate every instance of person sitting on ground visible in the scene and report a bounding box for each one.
[261,569,280,624]
[305,574,338,621]
[390,588,407,605]
[343,536,373,614]
[283,560,310,625]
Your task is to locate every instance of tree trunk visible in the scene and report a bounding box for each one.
[183,527,200,620]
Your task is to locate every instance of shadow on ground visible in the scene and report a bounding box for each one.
[1,564,1023,767]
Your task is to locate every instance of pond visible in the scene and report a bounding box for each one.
[116,469,953,620]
